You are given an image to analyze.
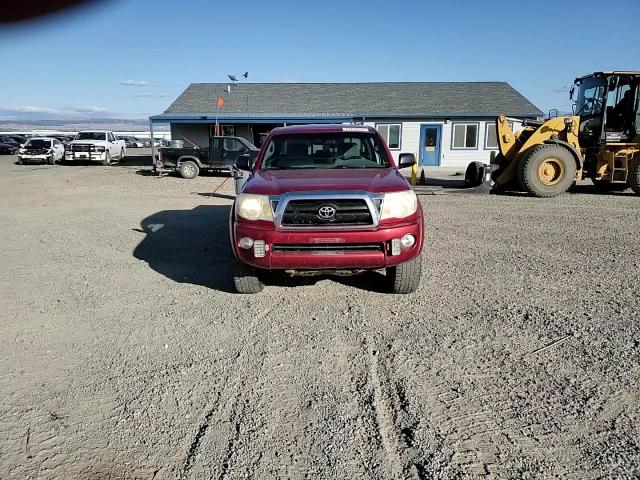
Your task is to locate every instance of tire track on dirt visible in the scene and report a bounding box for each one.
[180,303,274,479]
[366,336,421,480]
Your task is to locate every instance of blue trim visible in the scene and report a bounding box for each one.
[418,124,442,167]
[374,122,402,150]
[149,115,352,124]
[450,122,480,150]
[150,112,542,123]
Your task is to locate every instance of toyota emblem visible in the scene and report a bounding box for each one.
[317,205,336,219]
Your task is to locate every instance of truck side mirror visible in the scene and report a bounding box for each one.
[398,153,416,169]
[235,154,253,171]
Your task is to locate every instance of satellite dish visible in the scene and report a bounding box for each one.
[228,74,238,83]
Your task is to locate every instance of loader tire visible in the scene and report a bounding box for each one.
[629,157,640,195]
[517,145,576,198]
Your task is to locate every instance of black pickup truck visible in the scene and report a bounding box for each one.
[156,136,259,179]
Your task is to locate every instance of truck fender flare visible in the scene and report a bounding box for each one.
[543,139,583,169]
[176,155,203,167]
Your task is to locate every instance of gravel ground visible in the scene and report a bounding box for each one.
[1,152,639,479]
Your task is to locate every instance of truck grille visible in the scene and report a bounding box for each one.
[272,243,383,253]
[281,199,373,226]
[72,145,92,152]
[24,148,48,155]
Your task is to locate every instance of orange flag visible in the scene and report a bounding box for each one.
[216,96,224,107]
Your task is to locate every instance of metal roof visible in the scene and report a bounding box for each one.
[159,82,543,119]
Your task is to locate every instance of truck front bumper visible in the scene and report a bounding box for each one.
[232,220,423,270]
[65,152,107,161]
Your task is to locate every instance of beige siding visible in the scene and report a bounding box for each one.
[371,118,525,168]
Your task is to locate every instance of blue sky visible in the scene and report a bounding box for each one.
[1,0,638,119]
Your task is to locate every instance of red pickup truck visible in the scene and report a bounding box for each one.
[230,124,424,294]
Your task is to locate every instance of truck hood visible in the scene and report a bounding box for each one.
[243,168,410,195]
[70,140,109,145]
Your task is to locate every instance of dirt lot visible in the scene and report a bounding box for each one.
[1,152,639,479]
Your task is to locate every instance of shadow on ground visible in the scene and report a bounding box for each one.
[118,153,153,167]
[133,205,235,293]
[134,205,394,294]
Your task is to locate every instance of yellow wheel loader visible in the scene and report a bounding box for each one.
[466,72,640,197]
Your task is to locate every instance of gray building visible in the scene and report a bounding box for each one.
[150,82,542,168]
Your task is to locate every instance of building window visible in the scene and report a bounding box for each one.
[484,121,514,149]
[210,125,235,137]
[376,123,401,149]
[485,122,498,149]
[452,123,478,149]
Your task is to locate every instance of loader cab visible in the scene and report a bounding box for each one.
[572,72,640,147]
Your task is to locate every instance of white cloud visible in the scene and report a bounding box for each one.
[133,92,168,98]
[65,105,112,114]
[121,80,149,87]
[0,105,60,114]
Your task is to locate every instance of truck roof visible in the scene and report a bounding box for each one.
[269,124,376,136]
[576,71,640,81]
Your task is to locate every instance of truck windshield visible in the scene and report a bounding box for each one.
[575,77,606,116]
[75,132,106,141]
[25,139,51,147]
[261,132,390,169]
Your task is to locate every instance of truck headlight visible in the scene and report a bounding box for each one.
[96,146,105,152]
[380,190,417,220]
[235,194,273,221]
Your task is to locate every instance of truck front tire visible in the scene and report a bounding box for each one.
[233,259,264,294]
[102,152,110,166]
[179,161,199,179]
[387,256,422,294]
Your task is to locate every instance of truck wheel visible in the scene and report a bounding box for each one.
[517,145,576,197]
[179,161,199,179]
[120,149,125,161]
[17,158,23,165]
[233,259,264,294]
[47,155,55,165]
[101,152,110,166]
[629,157,640,195]
[387,256,422,294]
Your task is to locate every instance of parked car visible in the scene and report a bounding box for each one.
[0,136,20,148]
[0,142,18,155]
[120,136,145,148]
[230,124,423,294]
[65,131,126,165]
[7,134,27,145]
[157,136,259,179]
[17,137,65,164]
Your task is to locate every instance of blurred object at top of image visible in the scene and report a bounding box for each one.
[1,0,104,24]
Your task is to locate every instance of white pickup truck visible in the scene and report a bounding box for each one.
[65,131,126,165]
